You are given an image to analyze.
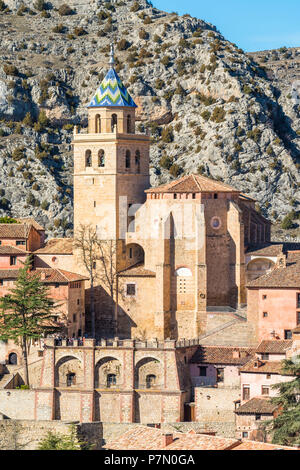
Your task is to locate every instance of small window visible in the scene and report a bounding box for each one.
[10,256,17,266]
[73,314,77,322]
[107,374,116,388]
[146,374,156,389]
[174,194,177,199]
[242,432,249,439]
[126,284,136,296]
[297,293,300,309]
[263,295,267,300]
[77,299,80,305]
[262,386,269,396]
[199,366,207,377]
[93,262,96,270]
[67,373,76,387]
[192,194,196,199]
[216,368,224,383]
[16,240,25,246]
[266,374,271,379]
[0,280,3,286]
[284,330,292,340]
[263,312,268,318]
[297,311,300,325]
[255,414,261,421]
[214,193,218,199]
[243,386,250,401]
[129,248,133,259]
[262,353,269,360]
[94,201,96,208]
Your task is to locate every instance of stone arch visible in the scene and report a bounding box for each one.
[85,149,92,167]
[8,351,18,365]
[135,357,162,389]
[95,114,101,133]
[111,113,117,132]
[246,258,275,282]
[126,243,145,264]
[94,356,122,388]
[175,267,192,277]
[98,149,105,167]
[55,355,83,388]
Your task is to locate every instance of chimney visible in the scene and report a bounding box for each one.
[163,434,173,447]
[232,349,240,359]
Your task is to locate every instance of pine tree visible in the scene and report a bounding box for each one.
[0,256,60,387]
[38,424,92,450]
[264,356,300,446]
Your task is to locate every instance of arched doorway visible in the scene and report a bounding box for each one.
[8,352,18,365]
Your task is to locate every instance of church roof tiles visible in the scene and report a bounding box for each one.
[146,174,240,194]
[88,67,137,108]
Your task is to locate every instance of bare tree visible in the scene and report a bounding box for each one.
[74,225,122,338]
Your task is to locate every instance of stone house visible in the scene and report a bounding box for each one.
[247,252,300,342]
[235,397,280,441]
[189,346,254,388]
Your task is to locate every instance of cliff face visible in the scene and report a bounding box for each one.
[0,0,299,238]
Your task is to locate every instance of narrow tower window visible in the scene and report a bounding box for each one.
[135,150,140,173]
[85,150,92,167]
[126,150,131,169]
[127,114,131,133]
[95,114,101,133]
[98,149,105,167]
[111,114,117,132]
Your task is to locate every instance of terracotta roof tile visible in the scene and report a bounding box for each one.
[103,426,240,450]
[247,252,300,288]
[239,359,288,374]
[0,268,88,283]
[246,244,283,257]
[0,245,28,255]
[235,398,278,415]
[256,340,293,354]
[118,263,156,277]
[16,218,45,231]
[190,346,255,365]
[34,238,73,255]
[145,174,240,194]
[0,224,31,239]
[233,440,297,450]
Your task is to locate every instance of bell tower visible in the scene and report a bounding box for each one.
[73,44,150,244]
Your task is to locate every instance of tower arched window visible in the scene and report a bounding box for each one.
[146,374,156,389]
[127,114,131,133]
[111,114,117,132]
[107,374,117,388]
[95,114,101,133]
[85,150,92,167]
[135,150,141,174]
[98,149,105,167]
[125,150,131,169]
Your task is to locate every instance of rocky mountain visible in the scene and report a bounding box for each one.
[0,0,299,239]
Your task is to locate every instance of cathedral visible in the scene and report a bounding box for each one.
[71,45,271,341]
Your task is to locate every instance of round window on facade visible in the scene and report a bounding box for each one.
[211,217,222,230]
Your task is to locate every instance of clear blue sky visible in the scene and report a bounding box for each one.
[154,0,300,52]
